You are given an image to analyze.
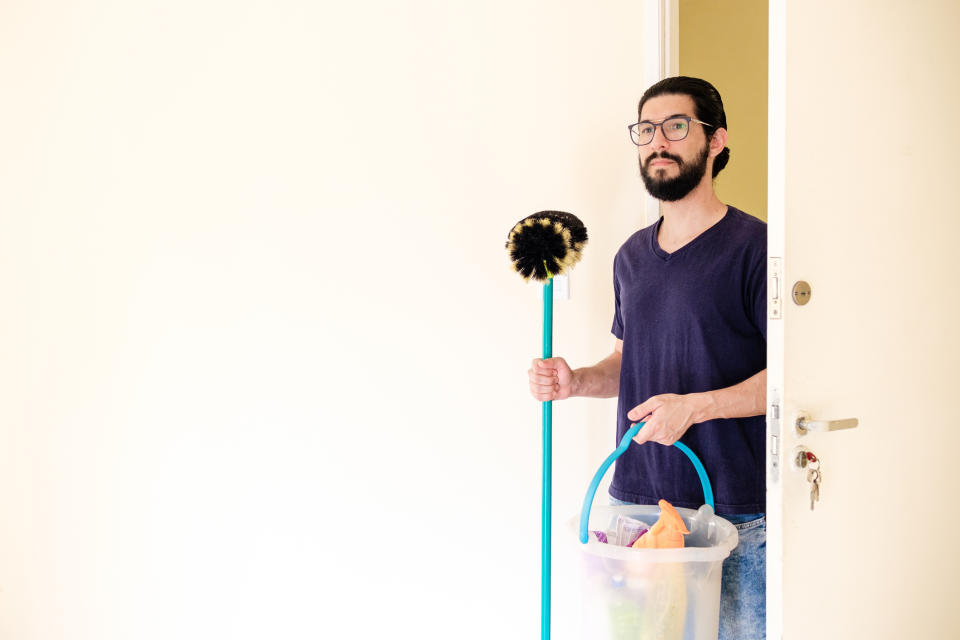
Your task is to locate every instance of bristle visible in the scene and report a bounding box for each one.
[505,210,588,282]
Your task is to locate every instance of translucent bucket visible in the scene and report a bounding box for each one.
[568,502,738,640]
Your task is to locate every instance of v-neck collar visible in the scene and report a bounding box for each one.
[650,206,732,261]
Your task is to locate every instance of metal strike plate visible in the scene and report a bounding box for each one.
[769,258,783,319]
[792,281,812,305]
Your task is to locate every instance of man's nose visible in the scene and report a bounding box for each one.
[650,124,671,150]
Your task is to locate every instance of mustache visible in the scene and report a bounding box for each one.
[643,151,684,170]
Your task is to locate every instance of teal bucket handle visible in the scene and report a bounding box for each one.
[578,422,715,544]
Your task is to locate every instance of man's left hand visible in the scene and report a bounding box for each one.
[627,393,706,446]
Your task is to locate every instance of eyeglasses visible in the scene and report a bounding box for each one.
[628,116,712,146]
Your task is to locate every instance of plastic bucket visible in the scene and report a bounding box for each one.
[568,502,738,640]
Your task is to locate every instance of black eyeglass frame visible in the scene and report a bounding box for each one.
[628,115,714,146]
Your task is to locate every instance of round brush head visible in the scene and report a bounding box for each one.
[505,210,588,282]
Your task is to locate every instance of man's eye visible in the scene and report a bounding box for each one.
[669,121,688,132]
[639,125,655,136]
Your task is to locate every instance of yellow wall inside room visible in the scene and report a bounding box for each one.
[679,0,768,221]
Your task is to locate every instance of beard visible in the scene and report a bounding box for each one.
[640,142,710,202]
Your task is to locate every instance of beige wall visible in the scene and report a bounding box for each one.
[0,1,653,638]
[679,0,768,220]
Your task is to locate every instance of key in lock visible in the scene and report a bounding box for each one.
[793,447,822,510]
[807,467,821,510]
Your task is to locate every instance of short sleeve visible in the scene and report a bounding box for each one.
[611,253,625,339]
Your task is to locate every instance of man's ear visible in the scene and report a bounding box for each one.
[709,127,728,157]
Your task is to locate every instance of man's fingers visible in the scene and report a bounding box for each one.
[528,361,556,378]
[631,421,680,447]
[530,371,558,384]
[627,397,660,422]
[631,415,666,445]
[535,383,557,390]
[530,384,559,396]
[530,374,563,396]
[530,388,557,401]
[528,357,568,403]
[632,422,653,445]
[633,429,668,446]
[539,357,567,371]
[529,378,558,391]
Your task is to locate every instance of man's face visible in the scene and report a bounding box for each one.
[637,94,712,202]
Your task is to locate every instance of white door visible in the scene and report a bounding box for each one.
[767,1,960,638]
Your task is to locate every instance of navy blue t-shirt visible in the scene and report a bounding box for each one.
[609,206,766,514]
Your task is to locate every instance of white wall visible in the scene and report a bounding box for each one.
[0,2,652,638]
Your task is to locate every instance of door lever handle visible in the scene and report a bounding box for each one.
[796,412,859,434]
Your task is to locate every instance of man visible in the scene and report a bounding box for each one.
[528,76,766,640]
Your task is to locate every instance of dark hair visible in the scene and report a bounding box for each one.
[638,76,730,177]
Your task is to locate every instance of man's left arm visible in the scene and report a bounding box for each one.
[628,369,767,446]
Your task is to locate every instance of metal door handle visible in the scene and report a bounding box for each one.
[796,412,859,434]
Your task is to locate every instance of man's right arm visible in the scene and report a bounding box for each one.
[528,339,623,401]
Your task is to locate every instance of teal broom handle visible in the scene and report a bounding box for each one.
[541,276,552,640]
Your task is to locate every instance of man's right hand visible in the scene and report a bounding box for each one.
[528,357,575,401]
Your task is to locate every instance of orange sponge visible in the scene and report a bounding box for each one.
[631,499,690,549]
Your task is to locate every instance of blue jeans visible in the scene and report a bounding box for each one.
[609,497,765,640]
[717,513,765,640]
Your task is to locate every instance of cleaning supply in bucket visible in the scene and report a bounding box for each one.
[586,501,690,638]
[590,530,610,544]
[591,503,689,550]
[572,502,737,640]
[632,500,689,549]
[590,514,650,547]
[617,514,651,547]
[631,500,690,639]
[572,423,737,639]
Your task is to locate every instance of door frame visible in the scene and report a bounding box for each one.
[640,0,679,226]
